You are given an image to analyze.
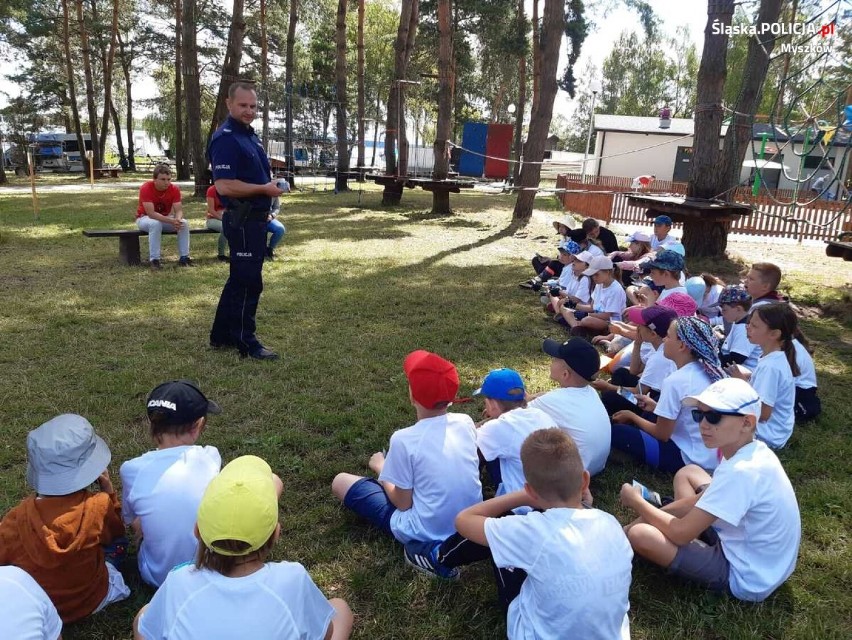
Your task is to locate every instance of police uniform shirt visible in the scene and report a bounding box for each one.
[209,115,272,212]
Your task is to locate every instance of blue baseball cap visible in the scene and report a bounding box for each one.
[654,215,673,226]
[558,239,582,255]
[643,249,685,273]
[473,368,526,401]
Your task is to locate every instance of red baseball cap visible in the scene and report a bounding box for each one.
[403,350,460,409]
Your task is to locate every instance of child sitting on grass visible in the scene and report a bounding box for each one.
[0,414,130,623]
[743,262,786,307]
[548,249,593,315]
[0,565,62,639]
[729,303,797,448]
[456,428,633,638]
[717,285,760,372]
[560,256,627,340]
[134,455,353,639]
[611,317,725,473]
[528,338,611,476]
[120,380,223,587]
[643,249,687,302]
[331,351,482,572]
[401,368,555,580]
[620,378,800,602]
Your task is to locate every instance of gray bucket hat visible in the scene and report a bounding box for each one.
[26,414,111,496]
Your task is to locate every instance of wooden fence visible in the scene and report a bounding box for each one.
[556,174,852,242]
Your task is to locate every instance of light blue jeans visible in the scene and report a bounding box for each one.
[267,218,286,250]
[136,215,190,260]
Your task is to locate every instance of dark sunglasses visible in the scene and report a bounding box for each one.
[691,409,744,425]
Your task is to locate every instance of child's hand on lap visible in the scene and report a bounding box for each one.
[368,452,385,475]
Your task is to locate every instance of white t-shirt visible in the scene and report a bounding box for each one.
[696,440,801,602]
[529,387,610,475]
[699,284,724,318]
[638,343,676,392]
[654,361,718,471]
[0,566,62,640]
[477,407,555,503]
[138,562,334,640]
[750,350,795,448]
[650,234,677,251]
[721,322,761,371]
[120,445,222,587]
[793,339,817,389]
[657,285,687,302]
[485,508,632,640]
[585,243,605,257]
[380,413,482,543]
[561,274,592,304]
[592,281,627,321]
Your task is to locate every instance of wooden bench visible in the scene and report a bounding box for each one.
[92,167,123,179]
[83,228,219,265]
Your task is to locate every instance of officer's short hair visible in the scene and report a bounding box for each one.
[152,164,171,180]
[228,81,257,99]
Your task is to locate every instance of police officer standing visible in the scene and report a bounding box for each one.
[208,81,286,360]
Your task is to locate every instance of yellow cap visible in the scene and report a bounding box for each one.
[197,455,279,556]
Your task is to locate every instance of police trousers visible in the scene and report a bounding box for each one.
[210,211,267,355]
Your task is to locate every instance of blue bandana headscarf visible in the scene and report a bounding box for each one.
[675,316,726,383]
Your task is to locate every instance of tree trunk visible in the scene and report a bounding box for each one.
[717,0,782,192]
[776,0,797,118]
[531,0,540,113]
[183,0,208,196]
[209,0,247,142]
[0,127,6,184]
[62,0,87,173]
[261,0,269,149]
[76,0,100,173]
[511,0,562,221]
[334,0,350,192]
[285,0,298,187]
[356,0,365,171]
[431,0,453,215]
[116,30,136,171]
[95,0,119,164]
[512,0,526,184]
[382,0,419,205]
[370,94,380,167]
[174,0,188,178]
[109,101,126,169]
[688,0,734,200]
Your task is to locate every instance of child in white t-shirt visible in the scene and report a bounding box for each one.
[620,378,800,602]
[717,285,761,372]
[594,305,678,417]
[560,256,627,339]
[402,368,556,580]
[550,250,594,317]
[729,303,798,448]
[120,380,223,587]
[0,565,62,640]
[331,351,482,556]
[644,249,687,301]
[611,316,725,473]
[792,337,821,422]
[457,428,632,638]
[529,338,611,475]
[134,456,353,640]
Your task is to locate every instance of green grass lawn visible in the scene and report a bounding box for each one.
[0,184,850,639]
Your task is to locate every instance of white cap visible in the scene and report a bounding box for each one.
[582,256,614,276]
[627,231,651,243]
[683,378,761,418]
[574,250,595,264]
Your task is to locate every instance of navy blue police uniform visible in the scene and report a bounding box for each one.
[208,114,274,357]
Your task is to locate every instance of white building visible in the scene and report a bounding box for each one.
[592,114,848,192]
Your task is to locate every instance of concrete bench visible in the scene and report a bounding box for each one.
[83,228,219,265]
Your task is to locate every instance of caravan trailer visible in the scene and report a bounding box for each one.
[28,133,92,172]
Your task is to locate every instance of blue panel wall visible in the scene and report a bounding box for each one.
[458,122,487,177]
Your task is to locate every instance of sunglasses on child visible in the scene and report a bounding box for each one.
[691,409,744,425]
